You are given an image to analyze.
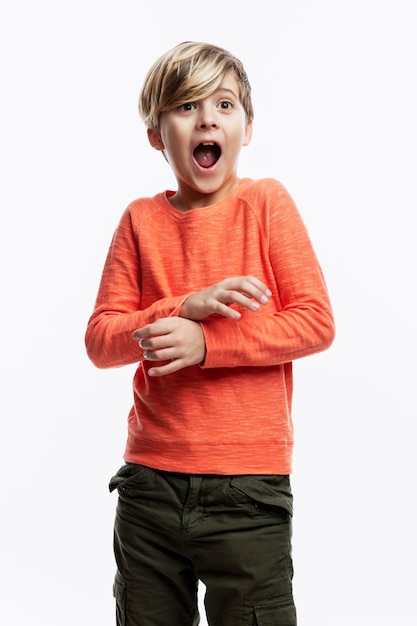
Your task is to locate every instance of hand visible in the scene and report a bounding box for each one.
[132,316,206,377]
[180,275,272,321]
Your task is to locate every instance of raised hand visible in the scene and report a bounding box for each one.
[132,316,206,377]
[180,275,272,321]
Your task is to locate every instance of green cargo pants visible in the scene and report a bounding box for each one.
[109,463,297,625]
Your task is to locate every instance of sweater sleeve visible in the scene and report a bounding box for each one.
[200,185,335,368]
[85,208,189,369]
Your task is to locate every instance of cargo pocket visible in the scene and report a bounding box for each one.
[113,576,127,626]
[253,598,297,625]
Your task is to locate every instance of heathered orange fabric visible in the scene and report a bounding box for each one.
[85,178,335,474]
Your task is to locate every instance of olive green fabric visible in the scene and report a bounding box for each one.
[109,463,296,625]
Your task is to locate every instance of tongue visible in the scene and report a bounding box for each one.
[193,145,220,168]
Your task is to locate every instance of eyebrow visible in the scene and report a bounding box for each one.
[212,87,239,98]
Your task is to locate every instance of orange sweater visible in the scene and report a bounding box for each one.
[85,178,334,474]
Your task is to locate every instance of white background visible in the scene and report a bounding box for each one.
[1,1,416,624]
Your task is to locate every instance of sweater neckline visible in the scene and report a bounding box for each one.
[158,178,252,219]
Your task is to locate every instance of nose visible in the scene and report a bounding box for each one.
[198,103,219,129]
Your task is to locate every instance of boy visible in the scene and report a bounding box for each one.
[85,41,335,626]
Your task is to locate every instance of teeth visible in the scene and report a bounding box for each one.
[202,142,214,146]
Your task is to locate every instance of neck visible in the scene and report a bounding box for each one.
[169,177,241,212]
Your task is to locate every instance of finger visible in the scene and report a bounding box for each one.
[132,325,153,341]
[132,318,176,342]
[139,334,171,351]
[239,278,272,302]
[222,278,271,305]
[217,290,263,313]
[208,301,241,319]
[244,275,272,296]
[143,347,178,361]
[147,359,185,377]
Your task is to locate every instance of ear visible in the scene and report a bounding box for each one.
[243,118,253,147]
[147,128,165,151]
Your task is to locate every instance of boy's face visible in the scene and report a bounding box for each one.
[148,72,252,208]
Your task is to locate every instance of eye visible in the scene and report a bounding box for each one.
[218,100,233,110]
[178,102,197,112]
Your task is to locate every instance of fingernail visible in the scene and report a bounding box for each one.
[260,295,268,304]
[265,289,272,297]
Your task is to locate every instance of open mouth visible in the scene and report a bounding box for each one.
[193,142,221,168]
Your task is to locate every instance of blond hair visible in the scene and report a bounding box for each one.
[139,41,253,130]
